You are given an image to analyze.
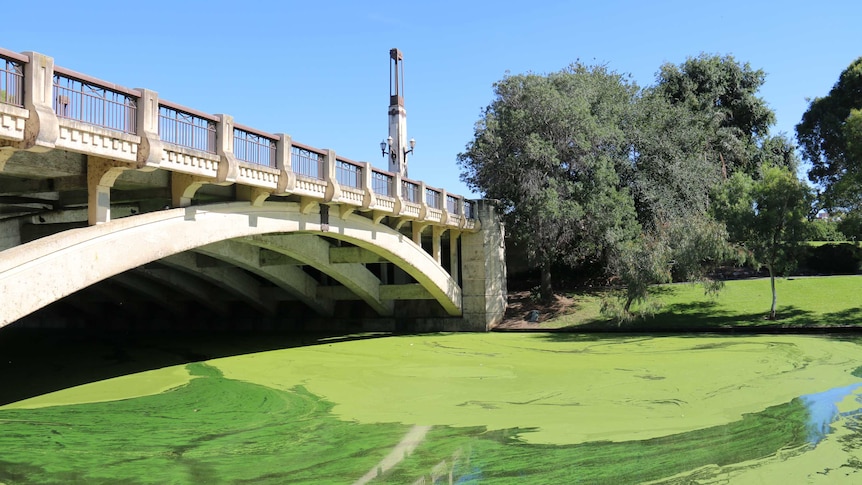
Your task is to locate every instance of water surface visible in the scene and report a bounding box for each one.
[1,333,861,483]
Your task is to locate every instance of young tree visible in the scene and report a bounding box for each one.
[712,166,813,319]
[458,64,640,300]
[797,57,862,210]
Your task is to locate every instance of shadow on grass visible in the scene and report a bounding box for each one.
[521,303,862,336]
[0,328,391,407]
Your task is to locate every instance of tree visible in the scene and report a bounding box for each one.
[797,57,862,209]
[655,54,775,177]
[711,166,813,319]
[601,89,735,320]
[458,64,640,300]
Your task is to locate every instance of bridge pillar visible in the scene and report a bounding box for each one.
[448,230,460,284]
[459,200,507,330]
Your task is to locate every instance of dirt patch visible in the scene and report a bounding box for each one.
[494,290,579,330]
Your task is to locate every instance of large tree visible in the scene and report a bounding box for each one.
[602,91,735,319]
[458,64,640,299]
[655,54,775,177]
[797,57,862,210]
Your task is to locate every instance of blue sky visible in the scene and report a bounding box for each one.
[3,0,860,197]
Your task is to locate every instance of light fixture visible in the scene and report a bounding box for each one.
[380,136,417,160]
[380,135,394,159]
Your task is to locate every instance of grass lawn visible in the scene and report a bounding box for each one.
[521,274,862,331]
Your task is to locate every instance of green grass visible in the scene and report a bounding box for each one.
[539,275,862,331]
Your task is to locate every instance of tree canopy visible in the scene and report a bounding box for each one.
[655,54,775,177]
[458,64,640,299]
[459,53,810,321]
[797,57,862,209]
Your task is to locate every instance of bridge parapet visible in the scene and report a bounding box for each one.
[0,47,478,230]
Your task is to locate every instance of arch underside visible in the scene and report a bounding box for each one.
[0,201,462,328]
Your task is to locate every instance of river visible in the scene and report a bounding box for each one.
[1,331,861,484]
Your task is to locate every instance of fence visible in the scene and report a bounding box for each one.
[292,145,325,180]
[234,125,277,167]
[402,180,420,204]
[52,68,137,134]
[336,159,362,189]
[372,170,394,197]
[0,51,24,107]
[158,102,217,153]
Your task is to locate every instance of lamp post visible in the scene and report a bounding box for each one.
[381,48,415,178]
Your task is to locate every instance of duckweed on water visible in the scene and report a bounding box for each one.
[1,333,861,483]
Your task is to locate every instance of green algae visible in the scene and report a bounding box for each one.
[1,333,861,483]
[212,333,862,445]
[0,363,410,484]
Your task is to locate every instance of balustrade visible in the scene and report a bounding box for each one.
[158,101,217,153]
[0,47,478,225]
[0,49,24,108]
[52,67,137,135]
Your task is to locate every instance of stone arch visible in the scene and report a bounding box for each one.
[0,201,461,328]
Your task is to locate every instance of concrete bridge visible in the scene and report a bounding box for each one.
[0,48,507,332]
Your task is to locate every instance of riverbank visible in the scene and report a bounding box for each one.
[495,274,862,332]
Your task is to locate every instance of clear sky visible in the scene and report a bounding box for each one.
[3,0,860,197]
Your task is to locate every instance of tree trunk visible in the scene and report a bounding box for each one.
[768,266,777,320]
[540,260,553,302]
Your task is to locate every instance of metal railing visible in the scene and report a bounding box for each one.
[0,51,24,107]
[0,47,480,220]
[158,102,216,153]
[372,170,393,197]
[464,200,475,220]
[446,194,460,215]
[292,145,325,180]
[234,125,277,168]
[52,68,137,134]
[336,158,362,189]
[402,180,420,204]
[426,187,441,209]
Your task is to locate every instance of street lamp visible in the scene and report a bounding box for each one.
[380,136,416,161]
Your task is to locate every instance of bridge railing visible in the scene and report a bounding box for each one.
[335,156,362,189]
[158,101,217,153]
[292,143,325,180]
[234,124,277,168]
[0,47,479,227]
[0,48,25,108]
[371,169,394,198]
[52,66,138,135]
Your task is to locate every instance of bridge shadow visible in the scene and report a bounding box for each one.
[0,328,392,407]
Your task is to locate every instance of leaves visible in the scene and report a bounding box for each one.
[797,57,862,210]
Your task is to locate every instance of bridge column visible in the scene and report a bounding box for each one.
[87,156,131,224]
[449,230,460,283]
[432,226,445,263]
[459,200,507,330]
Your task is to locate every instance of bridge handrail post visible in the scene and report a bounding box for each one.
[274,133,296,194]
[439,188,450,224]
[392,171,404,216]
[360,161,376,210]
[214,113,238,183]
[417,181,429,220]
[323,149,342,203]
[20,51,59,151]
[134,88,162,169]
